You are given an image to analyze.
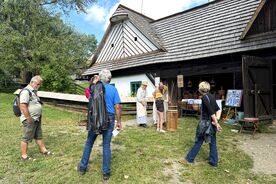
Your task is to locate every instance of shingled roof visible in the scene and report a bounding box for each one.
[83,0,276,76]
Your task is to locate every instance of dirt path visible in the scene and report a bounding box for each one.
[238,121,276,174]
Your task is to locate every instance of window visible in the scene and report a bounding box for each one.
[130,81,141,97]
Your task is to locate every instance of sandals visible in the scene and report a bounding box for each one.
[21,156,33,161]
[21,150,52,161]
[41,150,52,155]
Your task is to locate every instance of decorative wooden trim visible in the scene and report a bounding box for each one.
[240,0,267,40]
[95,19,160,63]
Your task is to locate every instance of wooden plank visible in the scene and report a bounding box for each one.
[242,55,273,120]
[14,90,154,104]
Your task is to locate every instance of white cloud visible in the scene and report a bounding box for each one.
[85,0,207,33]
[103,2,120,30]
[85,4,107,23]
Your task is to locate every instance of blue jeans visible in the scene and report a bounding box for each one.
[185,133,218,166]
[79,113,115,174]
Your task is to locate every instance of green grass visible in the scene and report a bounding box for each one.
[0,92,276,183]
[78,82,90,89]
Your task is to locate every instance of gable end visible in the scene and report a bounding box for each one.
[241,0,276,39]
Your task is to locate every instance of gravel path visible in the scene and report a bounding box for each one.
[238,121,276,174]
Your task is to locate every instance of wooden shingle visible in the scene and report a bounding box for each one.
[83,0,276,76]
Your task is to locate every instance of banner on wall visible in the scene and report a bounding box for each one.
[177,75,184,88]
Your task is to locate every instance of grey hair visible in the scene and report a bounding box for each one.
[99,69,112,82]
[30,75,43,83]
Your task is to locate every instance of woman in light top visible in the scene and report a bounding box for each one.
[136,81,148,128]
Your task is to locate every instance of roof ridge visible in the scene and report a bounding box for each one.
[153,0,224,22]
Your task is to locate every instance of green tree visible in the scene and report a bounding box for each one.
[0,0,97,92]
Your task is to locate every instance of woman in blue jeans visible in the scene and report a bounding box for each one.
[183,81,222,167]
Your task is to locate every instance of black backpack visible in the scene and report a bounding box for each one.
[13,88,32,117]
[87,82,108,134]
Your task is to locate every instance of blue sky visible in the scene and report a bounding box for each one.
[62,0,208,42]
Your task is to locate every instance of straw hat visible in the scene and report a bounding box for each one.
[142,81,148,86]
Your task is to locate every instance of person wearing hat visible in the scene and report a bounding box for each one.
[136,81,148,128]
[153,81,169,127]
[181,81,222,167]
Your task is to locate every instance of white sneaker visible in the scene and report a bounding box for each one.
[156,128,160,132]
[159,129,166,133]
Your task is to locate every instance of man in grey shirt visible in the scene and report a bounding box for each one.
[20,75,50,160]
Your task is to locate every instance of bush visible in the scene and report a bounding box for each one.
[41,64,75,93]
[0,69,20,91]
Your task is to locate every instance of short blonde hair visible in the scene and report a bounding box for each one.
[198,81,210,94]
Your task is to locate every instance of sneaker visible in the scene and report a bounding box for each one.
[142,124,147,128]
[159,129,166,133]
[77,164,86,175]
[156,128,160,132]
[103,172,110,180]
[209,162,218,167]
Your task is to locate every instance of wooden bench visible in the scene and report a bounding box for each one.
[238,117,259,135]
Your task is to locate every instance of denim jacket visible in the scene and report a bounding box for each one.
[196,119,215,143]
[195,94,216,143]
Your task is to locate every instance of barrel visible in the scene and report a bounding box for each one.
[166,109,178,131]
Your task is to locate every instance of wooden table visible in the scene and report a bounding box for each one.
[238,117,259,135]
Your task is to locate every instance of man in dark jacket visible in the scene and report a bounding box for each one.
[78,69,122,181]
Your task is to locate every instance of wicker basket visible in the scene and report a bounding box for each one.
[178,102,187,109]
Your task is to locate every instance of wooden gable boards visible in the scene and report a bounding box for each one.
[241,0,276,39]
[96,19,160,63]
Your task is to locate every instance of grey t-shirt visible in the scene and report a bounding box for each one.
[19,85,42,122]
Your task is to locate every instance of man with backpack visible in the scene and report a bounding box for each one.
[77,69,122,181]
[19,75,50,161]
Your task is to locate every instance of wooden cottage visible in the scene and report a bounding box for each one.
[83,0,276,121]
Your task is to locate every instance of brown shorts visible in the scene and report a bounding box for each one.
[22,119,43,143]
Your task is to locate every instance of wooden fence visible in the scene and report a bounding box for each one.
[13,90,153,115]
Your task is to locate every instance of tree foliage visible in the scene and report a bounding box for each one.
[0,0,97,92]
[40,0,95,13]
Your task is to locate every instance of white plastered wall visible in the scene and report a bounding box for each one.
[110,74,155,98]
